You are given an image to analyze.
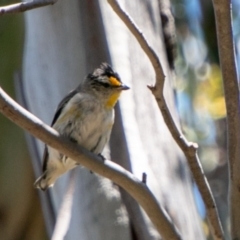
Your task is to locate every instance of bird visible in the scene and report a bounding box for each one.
[34,63,129,190]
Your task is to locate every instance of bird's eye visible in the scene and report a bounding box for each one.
[100,82,111,88]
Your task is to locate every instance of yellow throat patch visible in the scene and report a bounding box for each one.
[105,76,122,109]
[105,91,121,109]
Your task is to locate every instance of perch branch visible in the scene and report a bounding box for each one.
[212,1,240,239]
[107,0,224,239]
[0,0,57,16]
[0,87,183,240]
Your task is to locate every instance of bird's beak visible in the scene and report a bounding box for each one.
[119,84,130,90]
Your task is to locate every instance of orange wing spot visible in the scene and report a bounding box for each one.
[109,76,121,87]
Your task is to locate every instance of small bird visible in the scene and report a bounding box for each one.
[34,63,129,190]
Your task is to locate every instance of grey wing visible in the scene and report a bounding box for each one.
[42,89,78,172]
[51,89,78,126]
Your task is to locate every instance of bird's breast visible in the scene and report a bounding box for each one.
[71,103,114,153]
[105,92,121,109]
[53,93,115,154]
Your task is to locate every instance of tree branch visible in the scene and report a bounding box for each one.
[0,0,57,16]
[212,1,240,239]
[106,0,164,90]
[107,0,224,239]
[0,87,183,240]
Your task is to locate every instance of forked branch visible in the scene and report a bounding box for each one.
[107,0,224,239]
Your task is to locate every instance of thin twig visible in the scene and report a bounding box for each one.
[107,0,164,90]
[0,87,183,240]
[107,0,224,239]
[212,1,240,239]
[0,0,57,16]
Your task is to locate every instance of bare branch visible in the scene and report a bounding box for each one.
[107,0,224,239]
[0,87,183,240]
[0,0,57,16]
[107,0,165,90]
[212,1,240,239]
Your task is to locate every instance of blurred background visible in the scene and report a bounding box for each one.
[0,6,47,240]
[0,0,239,239]
[172,0,239,238]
